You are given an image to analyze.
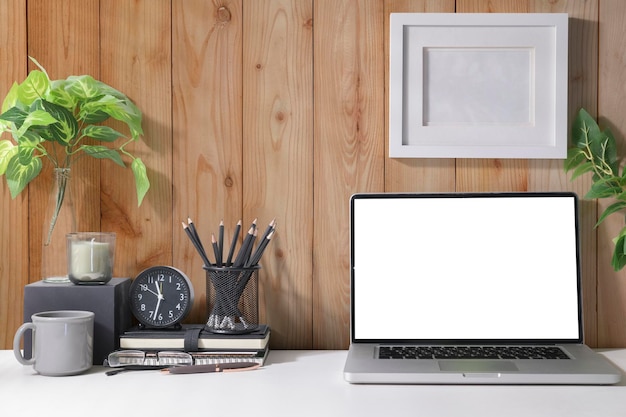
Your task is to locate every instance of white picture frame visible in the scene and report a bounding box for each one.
[389,13,568,159]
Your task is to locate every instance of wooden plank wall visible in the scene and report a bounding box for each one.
[0,0,624,350]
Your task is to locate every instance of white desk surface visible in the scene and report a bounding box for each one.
[1,349,625,417]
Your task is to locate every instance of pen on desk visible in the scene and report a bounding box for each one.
[161,362,260,375]
[225,220,241,266]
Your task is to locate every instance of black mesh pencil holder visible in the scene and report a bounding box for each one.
[204,265,259,334]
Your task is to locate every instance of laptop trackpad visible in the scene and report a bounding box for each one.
[439,360,519,373]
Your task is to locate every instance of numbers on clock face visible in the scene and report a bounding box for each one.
[130,267,194,328]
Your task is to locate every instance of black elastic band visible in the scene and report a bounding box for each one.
[184,327,203,352]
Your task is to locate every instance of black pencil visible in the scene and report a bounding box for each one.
[211,234,222,267]
[225,220,241,266]
[187,217,199,239]
[187,217,207,257]
[259,218,275,242]
[218,220,224,266]
[182,221,212,266]
[246,230,274,267]
[233,226,255,268]
[243,228,257,266]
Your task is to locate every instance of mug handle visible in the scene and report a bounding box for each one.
[13,322,36,365]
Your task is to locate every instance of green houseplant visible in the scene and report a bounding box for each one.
[565,108,626,271]
[0,57,150,244]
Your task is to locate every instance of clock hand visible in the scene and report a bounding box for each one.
[153,281,164,320]
[143,287,159,297]
[153,295,162,320]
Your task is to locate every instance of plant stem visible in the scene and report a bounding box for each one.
[44,168,69,246]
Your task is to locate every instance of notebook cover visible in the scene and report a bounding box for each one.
[120,324,270,350]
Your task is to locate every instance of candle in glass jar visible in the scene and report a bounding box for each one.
[69,238,112,282]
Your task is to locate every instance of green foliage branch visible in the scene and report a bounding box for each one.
[565,108,626,271]
[0,57,150,205]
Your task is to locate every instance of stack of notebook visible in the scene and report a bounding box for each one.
[118,324,270,366]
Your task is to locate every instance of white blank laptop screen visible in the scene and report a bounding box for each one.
[352,193,581,342]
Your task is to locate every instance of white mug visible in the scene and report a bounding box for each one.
[13,310,94,376]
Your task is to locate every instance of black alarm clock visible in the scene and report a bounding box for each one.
[129,266,194,328]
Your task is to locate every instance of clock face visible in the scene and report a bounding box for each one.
[129,266,194,328]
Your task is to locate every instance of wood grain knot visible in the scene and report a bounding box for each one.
[275,111,285,122]
[217,6,231,23]
[224,176,234,187]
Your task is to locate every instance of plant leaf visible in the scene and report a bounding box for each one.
[16,142,36,165]
[0,140,17,175]
[65,75,103,100]
[81,125,126,142]
[40,100,78,144]
[589,131,618,176]
[569,161,594,181]
[131,158,150,206]
[17,70,50,106]
[585,179,622,199]
[119,101,143,139]
[1,82,20,114]
[572,108,601,149]
[81,110,109,124]
[15,131,43,165]
[78,94,118,115]
[16,109,58,138]
[48,80,77,110]
[0,106,28,127]
[611,229,626,271]
[79,145,125,166]
[601,128,619,175]
[79,95,143,139]
[564,148,587,173]
[5,153,42,198]
[597,201,626,227]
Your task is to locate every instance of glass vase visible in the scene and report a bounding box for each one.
[42,168,77,283]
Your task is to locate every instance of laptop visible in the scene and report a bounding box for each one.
[343,192,623,385]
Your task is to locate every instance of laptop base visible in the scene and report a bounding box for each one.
[344,343,622,385]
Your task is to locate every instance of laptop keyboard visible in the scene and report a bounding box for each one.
[379,345,570,360]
